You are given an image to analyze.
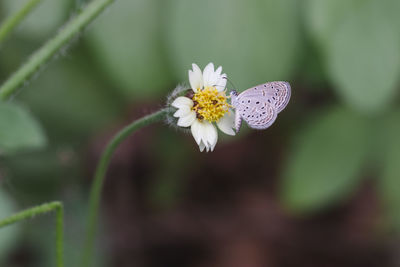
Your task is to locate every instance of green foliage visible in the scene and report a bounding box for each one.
[88,0,171,98]
[166,0,301,89]
[379,110,400,230]
[326,1,400,113]
[307,0,400,114]
[305,0,363,47]
[2,0,68,40]
[0,102,46,155]
[1,0,400,265]
[18,60,122,142]
[281,106,371,212]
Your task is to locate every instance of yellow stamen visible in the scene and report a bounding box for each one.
[192,86,230,122]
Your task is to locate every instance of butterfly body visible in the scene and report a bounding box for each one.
[230,81,291,132]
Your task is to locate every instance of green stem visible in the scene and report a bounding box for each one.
[0,0,116,101]
[0,0,43,44]
[0,201,64,267]
[81,108,167,267]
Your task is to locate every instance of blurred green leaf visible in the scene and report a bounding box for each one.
[2,0,68,40]
[0,102,46,155]
[281,106,370,213]
[3,149,71,203]
[88,0,171,98]
[378,110,400,230]
[19,58,122,143]
[324,0,400,113]
[305,0,364,47]
[166,0,300,90]
[0,189,20,264]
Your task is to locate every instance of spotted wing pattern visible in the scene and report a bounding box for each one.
[232,81,290,131]
[241,81,291,113]
[235,95,277,130]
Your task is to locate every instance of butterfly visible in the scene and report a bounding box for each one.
[230,81,291,132]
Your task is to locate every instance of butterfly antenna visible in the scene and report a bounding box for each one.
[223,76,238,92]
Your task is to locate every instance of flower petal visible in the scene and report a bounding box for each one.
[191,120,218,152]
[215,66,222,76]
[171,96,193,109]
[189,63,203,92]
[177,111,196,127]
[203,122,218,150]
[215,73,227,92]
[203,62,216,87]
[199,140,206,152]
[190,119,203,145]
[173,105,191,118]
[210,130,218,152]
[217,110,236,136]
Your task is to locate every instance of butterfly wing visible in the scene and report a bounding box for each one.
[239,81,291,113]
[235,95,277,130]
[234,110,242,132]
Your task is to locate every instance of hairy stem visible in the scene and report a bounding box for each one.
[81,108,167,267]
[0,0,116,100]
[0,0,44,45]
[0,201,64,267]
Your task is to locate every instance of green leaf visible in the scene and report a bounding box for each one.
[281,106,370,213]
[325,1,400,113]
[88,0,171,98]
[378,110,400,230]
[0,189,20,264]
[0,102,46,155]
[166,0,301,90]
[18,59,122,143]
[304,0,364,47]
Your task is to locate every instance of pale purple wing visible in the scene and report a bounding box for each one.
[239,81,291,113]
[235,95,277,130]
[234,110,242,132]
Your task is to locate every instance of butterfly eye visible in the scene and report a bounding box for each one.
[230,90,238,96]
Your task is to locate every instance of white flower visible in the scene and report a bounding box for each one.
[171,62,236,152]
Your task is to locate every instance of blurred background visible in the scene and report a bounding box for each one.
[1,0,400,266]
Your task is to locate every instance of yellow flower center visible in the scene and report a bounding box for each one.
[192,86,230,122]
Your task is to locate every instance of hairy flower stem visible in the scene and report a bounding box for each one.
[0,0,43,45]
[0,0,116,101]
[0,201,64,267]
[81,108,167,267]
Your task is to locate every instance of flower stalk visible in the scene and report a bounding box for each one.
[0,201,64,267]
[81,108,167,267]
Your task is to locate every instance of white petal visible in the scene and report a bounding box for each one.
[215,73,227,92]
[172,97,193,108]
[202,62,216,87]
[203,122,218,150]
[215,66,222,76]
[189,64,203,92]
[199,140,206,152]
[190,120,203,145]
[210,129,218,152]
[173,105,191,118]
[177,111,196,127]
[217,110,236,136]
